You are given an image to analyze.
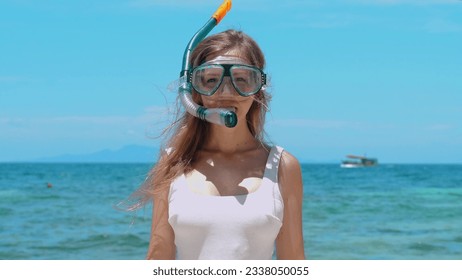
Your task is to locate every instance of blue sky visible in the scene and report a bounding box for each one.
[1,0,461,163]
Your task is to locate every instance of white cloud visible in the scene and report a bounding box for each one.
[0,76,27,83]
[295,13,368,29]
[425,124,455,131]
[268,118,363,129]
[0,105,170,137]
[129,0,214,8]
[128,0,323,9]
[425,18,462,33]
[348,0,460,5]
[0,106,174,160]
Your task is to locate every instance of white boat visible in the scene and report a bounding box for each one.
[340,155,378,168]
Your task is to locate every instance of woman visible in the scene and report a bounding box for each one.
[135,29,305,260]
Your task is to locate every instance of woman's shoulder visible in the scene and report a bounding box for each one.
[277,147,303,194]
[274,146,301,171]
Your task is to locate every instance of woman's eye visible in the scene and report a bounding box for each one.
[235,77,248,83]
[206,78,218,84]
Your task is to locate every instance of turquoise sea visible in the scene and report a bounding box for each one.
[1,163,461,260]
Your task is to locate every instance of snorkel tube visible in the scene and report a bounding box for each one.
[178,0,237,128]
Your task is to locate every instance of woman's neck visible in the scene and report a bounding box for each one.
[202,122,260,154]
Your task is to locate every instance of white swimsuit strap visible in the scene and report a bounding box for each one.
[263,146,284,184]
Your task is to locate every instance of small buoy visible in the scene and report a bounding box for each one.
[47,183,53,188]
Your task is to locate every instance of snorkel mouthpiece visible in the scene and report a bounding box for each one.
[222,110,238,128]
[196,106,237,128]
[179,0,236,127]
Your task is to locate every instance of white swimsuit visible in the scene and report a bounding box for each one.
[168,146,285,260]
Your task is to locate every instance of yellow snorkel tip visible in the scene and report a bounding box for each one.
[212,0,232,24]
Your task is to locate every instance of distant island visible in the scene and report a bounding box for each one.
[34,145,159,163]
[29,145,327,164]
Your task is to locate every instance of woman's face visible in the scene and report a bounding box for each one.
[197,54,257,124]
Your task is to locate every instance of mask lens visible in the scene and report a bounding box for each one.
[230,65,262,96]
[191,65,224,96]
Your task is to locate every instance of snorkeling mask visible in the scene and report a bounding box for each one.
[190,62,267,97]
[178,0,238,127]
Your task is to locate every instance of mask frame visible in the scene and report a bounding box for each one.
[189,63,267,97]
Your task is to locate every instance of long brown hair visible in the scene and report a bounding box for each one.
[125,29,271,210]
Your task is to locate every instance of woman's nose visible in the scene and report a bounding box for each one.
[216,77,236,96]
